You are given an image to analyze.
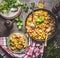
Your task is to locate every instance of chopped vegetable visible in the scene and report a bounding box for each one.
[14,2,24,7]
[0,0,24,13]
[36,16,44,24]
[13,16,23,30]
[0,1,38,13]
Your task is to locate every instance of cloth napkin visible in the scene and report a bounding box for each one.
[0,35,44,58]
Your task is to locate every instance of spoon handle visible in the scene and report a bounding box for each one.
[44,34,48,47]
[31,2,35,22]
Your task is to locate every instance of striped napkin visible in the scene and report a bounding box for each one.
[0,36,44,58]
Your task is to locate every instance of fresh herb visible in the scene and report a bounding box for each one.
[13,16,23,30]
[0,0,38,13]
[0,0,24,13]
[14,2,24,7]
[36,16,44,24]
[46,42,57,58]
[30,4,38,9]
[23,3,38,13]
[23,3,29,13]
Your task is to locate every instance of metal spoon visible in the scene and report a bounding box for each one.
[30,2,35,29]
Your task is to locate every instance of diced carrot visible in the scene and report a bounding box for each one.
[19,37,24,42]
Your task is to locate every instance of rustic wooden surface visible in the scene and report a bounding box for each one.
[0,0,60,37]
[0,0,60,58]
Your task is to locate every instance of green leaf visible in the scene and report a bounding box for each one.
[23,3,29,13]
[13,16,23,29]
[17,23,20,25]
[14,2,24,7]
[20,23,23,26]
[0,0,23,14]
[17,22,20,25]
[14,17,19,22]
[2,9,8,13]
[0,5,4,10]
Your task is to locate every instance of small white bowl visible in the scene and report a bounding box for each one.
[0,0,22,20]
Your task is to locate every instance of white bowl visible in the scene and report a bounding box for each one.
[0,0,22,20]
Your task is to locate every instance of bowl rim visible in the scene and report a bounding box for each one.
[6,32,29,53]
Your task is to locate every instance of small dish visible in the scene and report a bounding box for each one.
[0,0,22,20]
[7,32,29,53]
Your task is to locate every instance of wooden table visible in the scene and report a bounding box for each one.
[0,0,60,37]
[0,0,60,58]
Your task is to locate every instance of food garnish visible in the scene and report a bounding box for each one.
[13,16,23,30]
[36,16,44,24]
[0,0,24,13]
